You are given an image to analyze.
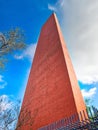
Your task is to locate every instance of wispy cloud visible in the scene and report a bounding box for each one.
[0,75,7,89]
[14,43,37,62]
[48,0,64,13]
[0,82,7,89]
[81,87,97,98]
[48,0,98,84]
[48,4,57,12]
[0,75,4,82]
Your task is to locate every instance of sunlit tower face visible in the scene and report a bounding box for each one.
[17,13,86,130]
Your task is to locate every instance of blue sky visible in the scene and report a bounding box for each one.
[0,0,98,108]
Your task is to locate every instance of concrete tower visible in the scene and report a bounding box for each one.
[17,13,86,130]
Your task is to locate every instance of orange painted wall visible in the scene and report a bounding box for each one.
[17,13,86,130]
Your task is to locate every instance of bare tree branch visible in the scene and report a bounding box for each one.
[0,96,20,130]
[0,28,26,68]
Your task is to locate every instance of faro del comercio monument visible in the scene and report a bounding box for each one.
[16,13,86,130]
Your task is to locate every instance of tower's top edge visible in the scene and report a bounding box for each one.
[42,12,58,29]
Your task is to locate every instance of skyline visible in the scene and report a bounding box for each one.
[0,0,98,108]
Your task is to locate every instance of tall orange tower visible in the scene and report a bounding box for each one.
[17,13,86,130]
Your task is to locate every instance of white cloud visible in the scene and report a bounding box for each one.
[81,87,97,98]
[0,82,7,89]
[48,4,57,12]
[48,0,64,12]
[14,43,37,62]
[14,55,23,60]
[48,0,98,84]
[0,75,7,89]
[0,75,4,82]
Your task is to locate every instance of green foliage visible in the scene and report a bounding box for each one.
[0,28,26,68]
[85,98,93,107]
[85,98,98,120]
